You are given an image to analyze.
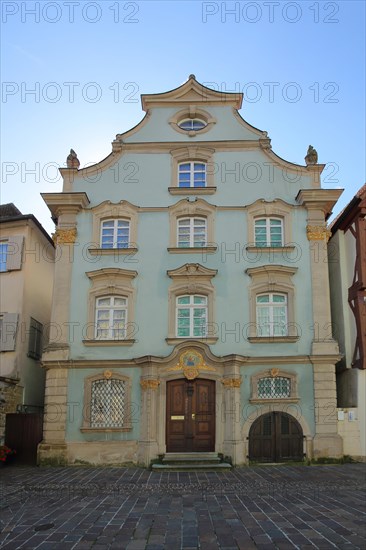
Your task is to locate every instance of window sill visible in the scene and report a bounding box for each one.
[27,353,41,361]
[168,187,217,195]
[248,336,299,343]
[82,339,136,347]
[249,398,299,404]
[167,246,217,254]
[170,126,212,138]
[166,337,218,345]
[80,426,132,433]
[246,246,296,253]
[87,248,138,255]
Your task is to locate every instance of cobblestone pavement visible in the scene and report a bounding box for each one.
[0,463,365,549]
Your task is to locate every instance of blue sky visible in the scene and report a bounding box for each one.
[1,0,365,234]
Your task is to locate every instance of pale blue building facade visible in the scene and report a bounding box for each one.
[39,76,343,466]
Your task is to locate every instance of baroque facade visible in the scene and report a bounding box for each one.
[39,76,343,466]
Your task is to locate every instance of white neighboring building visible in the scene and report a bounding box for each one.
[328,184,366,461]
[0,203,54,443]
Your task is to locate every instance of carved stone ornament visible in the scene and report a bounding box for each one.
[167,349,216,379]
[305,145,318,165]
[306,225,332,242]
[140,379,160,390]
[104,370,113,379]
[221,378,242,388]
[183,367,200,380]
[270,368,280,378]
[66,148,80,168]
[52,227,77,244]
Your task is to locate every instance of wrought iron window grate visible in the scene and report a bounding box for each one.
[91,379,126,427]
[258,377,291,399]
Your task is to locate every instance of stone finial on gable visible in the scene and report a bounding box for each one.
[305,145,318,165]
[66,149,80,169]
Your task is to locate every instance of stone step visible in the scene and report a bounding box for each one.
[162,457,221,464]
[162,453,221,464]
[152,462,232,471]
[152,452,232,471]
[163,452,219,459]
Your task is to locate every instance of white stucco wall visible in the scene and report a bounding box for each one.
[0,219,54,406]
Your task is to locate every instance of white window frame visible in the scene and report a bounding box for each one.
[95,296,128,340]
[177,217,207,248]
[178,162,207,188]
[178,118,207,131]
[254,217,284,247]
[176,294,208,338]
[0,241,8,272]
[256,292,288,337]
[100,219,130,249]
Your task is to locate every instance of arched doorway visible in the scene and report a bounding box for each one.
[166,378,215,452]
[249,412,303,462]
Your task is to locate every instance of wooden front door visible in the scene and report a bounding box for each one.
[249,412,303,462]
[5,413,43,465]
[166,379,215,452]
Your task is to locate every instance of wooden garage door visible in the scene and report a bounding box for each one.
[249,412,303,462]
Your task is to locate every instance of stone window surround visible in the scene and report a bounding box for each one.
[84,268,137,346]
[81,371,133,432]
[169,146,216,194]
[166,263,218,344]
[168,198,217,254]
[250,369,299,403]
[245,265,299,341]
[89,201,139,255]
[169,107,217,137]
[246,200,294,251]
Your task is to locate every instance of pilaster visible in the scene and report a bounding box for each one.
[297,189,342,354]
[41,192,90,359]
[137,364,160,466]
[312,362,343,458]
[222,361,244,465]
[37,367,69,465]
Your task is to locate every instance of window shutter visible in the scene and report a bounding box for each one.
[6,236,24,271]
[1,313,19,351]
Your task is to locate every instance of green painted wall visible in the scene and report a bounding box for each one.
[64,101,317,442]
[66,367,141,441]
[68,204,313,359]
[240,364,315,434]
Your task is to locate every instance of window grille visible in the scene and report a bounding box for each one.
[91,378,126,428]
[257,377,291,399]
